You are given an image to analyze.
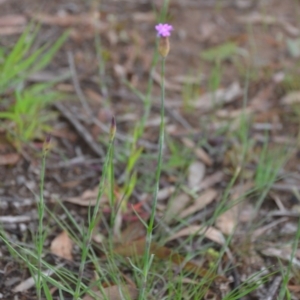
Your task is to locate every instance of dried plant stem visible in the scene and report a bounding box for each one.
[139,57,166,300]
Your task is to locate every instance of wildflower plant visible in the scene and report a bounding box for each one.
[139,23,173,299]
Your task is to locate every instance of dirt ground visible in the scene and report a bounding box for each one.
[1,0,300,299]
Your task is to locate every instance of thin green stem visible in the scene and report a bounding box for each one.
[110,142,115,219]
[37,151,47,300]
[139,57,166,300]
[74,135,115,299]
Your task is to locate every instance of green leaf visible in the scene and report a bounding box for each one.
[0,112,16,120]
[42,280,53,300]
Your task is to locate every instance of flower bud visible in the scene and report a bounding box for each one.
[158,36,170,58]
[155,23,173,58]
[43,134,52,154]
[109,116,116,141]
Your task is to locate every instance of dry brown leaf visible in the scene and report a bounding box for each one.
[0,153,20,165]
[0,15,27,26]
[113,239,216,279]
[202,226,226,245]
[166,225,206,242]
[281,91,300,105]
[250,85,275,112]
[261,246,300,268]
[216,182,253,235]
[181,137,213,166]
[188,161,206,189]
[85,88,103,104]
[118,221,146,244]
[194,171,224,193]
[280,20,300,36]
[83,284,138,300]
[157,186,175,200]
[0,26,25,35]
[179,189,217,219]
[50,231,73,260]
[215,205,239,236]
[0,14,26,36]
[193,82,242,110]
[50,128,77,142]
[63,187,108,206]
[56,83,74,93]
[164,193,190,223]
[166,225,225,245]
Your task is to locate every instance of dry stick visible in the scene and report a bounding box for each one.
[13,263,66,293]
[53,102,105,157]
[268,211,300,217]
[264,276,282,300]
[68,51,158,150]
[46,157,103,169]
[166,108,193,130]
[272,183,300,192]
[0,215,37,223]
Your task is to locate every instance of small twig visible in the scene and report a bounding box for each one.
[46,157,103,169]
[268,210,300,217]
[13,263,65,293]
[0,215,37,223]
[269,192,286,211]
[165,108,193,130]
[272,183,300,192]
[251,217,288,241]
[53,102,105,157]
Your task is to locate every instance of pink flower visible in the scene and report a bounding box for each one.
[155,23,173,37]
